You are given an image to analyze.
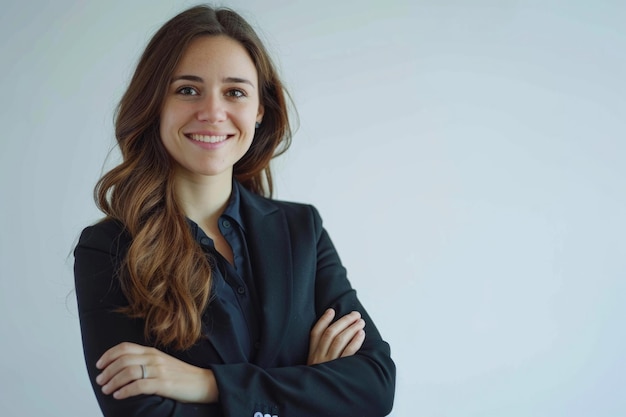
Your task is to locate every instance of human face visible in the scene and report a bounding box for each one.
[160,35,264,182]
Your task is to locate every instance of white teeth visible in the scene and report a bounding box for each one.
[189,134,228,143]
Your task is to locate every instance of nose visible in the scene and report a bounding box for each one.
[196,94,227,123]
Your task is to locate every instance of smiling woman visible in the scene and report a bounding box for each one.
[160,36,264,182]
[73,5,395,417]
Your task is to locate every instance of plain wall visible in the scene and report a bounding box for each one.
[1,0,625,416]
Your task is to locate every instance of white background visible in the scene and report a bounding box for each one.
[1,0,625,416]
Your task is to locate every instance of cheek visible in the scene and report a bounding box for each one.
[159,106,184,147]
[159,107,174,136]
[158,115,178,157]
[159,99,186,132]
[243,108,261,136]
[158,120,170,151]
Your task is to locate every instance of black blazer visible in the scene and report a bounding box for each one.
[74,185,395,417]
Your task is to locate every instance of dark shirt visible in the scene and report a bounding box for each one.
[186,182,260,360]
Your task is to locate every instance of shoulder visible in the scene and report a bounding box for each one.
[75,217,131,255]
[270,198,319,218]
[74,218,131,310]
[239,186,323,229]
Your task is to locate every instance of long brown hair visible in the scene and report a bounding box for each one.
[95,5,292,350]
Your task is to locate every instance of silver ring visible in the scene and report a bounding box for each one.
[140,364,146,379]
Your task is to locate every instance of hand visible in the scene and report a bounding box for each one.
[95,342,218,403]
[307,309,366,365]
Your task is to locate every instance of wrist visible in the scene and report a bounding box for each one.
[202,369,219,403]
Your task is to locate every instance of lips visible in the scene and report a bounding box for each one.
[187,133,230,144]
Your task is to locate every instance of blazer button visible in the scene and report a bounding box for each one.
[200,237,211,246]
[237,286,245,295]
[222,219,231,228]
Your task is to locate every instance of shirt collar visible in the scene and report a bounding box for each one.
[185,179,246,240]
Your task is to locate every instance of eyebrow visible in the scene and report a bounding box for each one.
[171,75,256,88]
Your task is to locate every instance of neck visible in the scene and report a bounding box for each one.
[173,169,233,233]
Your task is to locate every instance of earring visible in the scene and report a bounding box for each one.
[255,121,261,129]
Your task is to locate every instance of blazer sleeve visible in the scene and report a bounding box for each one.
[210,205,396,417]
[74,221,224,417]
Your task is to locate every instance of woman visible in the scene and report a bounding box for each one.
[74,5,395,417]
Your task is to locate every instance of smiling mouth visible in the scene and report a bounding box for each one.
[187,134,230,143]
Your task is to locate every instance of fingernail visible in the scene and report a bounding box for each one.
[96,359,102,369]
[96,374,103,384]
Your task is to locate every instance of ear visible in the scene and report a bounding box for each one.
[256,104,264,124]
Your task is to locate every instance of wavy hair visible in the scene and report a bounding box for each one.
[95,5,292,350]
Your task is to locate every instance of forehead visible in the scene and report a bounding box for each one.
[174,35,258,81]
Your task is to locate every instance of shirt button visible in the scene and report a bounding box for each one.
[222,220,231,228]
[237,286,245,295]
[200,237,211,246]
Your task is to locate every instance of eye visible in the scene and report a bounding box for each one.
[225,89,246,99]
[176,86,199,96]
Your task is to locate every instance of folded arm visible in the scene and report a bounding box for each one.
[74,211,395,417]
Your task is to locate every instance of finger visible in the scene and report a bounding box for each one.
[317,311,362,354]
[310,309,335,338]
[112,377,158,400]
[340,329,366,358]
[101,363,145,395]
[327,311,361,334]
[326,318,365,359]
[97,342,147,369]
[309,309,335,352]
[308,309,335,364]
[97,353,153,386]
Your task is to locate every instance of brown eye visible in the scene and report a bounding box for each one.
[177,86,199,96]
[226,89,246,98]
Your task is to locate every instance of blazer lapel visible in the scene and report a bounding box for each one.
[239,186,293,367]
